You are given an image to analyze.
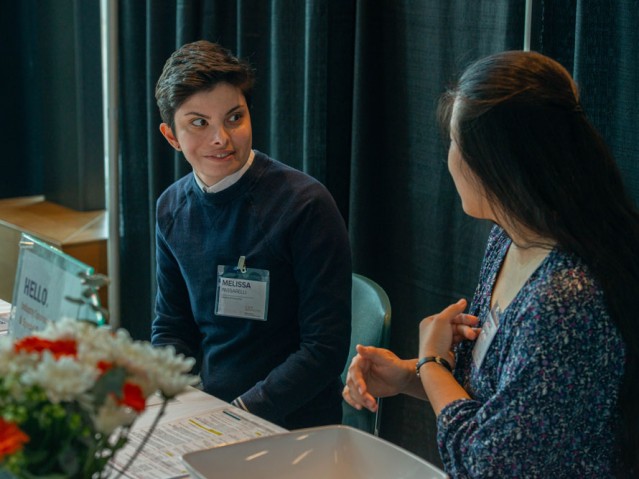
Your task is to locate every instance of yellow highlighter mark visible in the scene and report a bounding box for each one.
[188,419,223,436]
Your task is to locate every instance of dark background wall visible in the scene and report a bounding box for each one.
[0,0,103,211]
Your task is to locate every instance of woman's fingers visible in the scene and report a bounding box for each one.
[342,384,378,412]
[453,324,480,341]
[434,298,468,321]
[343,349,378,412]
[342,384,362,410]
[451,312,479,343]
[453,313,479,326]
[342,345,402,412]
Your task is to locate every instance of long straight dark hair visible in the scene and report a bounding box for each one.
[439,50,639,477]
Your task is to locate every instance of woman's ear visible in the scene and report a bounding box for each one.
[159,123,181,151]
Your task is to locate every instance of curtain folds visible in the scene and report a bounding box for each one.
[348,1,523,462]
[573,0,639,198]
[116,0,638,465]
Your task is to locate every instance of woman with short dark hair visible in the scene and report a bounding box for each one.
[153,41,352,430]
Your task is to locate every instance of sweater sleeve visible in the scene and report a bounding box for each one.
[234,185,352,425]
[436,271,624,478]
[151,221,203,363]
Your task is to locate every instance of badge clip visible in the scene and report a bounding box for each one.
[236,255,247,274]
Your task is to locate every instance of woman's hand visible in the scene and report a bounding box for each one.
[343,302,479,413]
[419,299,479,368]
[342,345,416,412]
[416,299,478,414]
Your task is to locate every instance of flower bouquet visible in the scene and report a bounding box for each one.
[0,317,198,478]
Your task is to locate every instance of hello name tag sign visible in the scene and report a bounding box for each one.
[9,233,96,339]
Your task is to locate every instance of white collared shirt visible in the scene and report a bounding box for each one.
[193,149,255,193]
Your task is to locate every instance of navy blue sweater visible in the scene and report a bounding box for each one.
[152,151,352,429]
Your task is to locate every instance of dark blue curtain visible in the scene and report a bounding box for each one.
[0,0,104,210]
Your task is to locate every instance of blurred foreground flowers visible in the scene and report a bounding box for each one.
[0,318,198,478]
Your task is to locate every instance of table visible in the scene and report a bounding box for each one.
[0,196,107,306]
[111,388,286,478]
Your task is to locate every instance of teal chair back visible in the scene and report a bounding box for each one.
[342,273,391,435]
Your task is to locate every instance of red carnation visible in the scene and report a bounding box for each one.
[0,418,29,459]
[97,360,113,373]
[118,383,146,413]
[14,336,77,359]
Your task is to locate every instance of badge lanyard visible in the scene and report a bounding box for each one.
[215,256,270,321]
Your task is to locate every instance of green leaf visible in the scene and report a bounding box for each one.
[92,367,127,408]
[81,289,95,299]
[79,273,111,288]
[89,304,110,319]
[64,296,85,306]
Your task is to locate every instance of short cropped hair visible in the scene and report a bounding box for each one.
[155,40,255,127]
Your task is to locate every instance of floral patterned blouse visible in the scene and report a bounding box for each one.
[437,226,625,478]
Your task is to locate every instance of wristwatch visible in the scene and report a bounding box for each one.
[416,356,452,377]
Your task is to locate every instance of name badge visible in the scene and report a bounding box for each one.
[472,303,501,369]
[215,256,269,321]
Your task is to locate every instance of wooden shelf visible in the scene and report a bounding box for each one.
[0,196,107,305]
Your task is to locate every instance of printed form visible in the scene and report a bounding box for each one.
[110,388,286,478]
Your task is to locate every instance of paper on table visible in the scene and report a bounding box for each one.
[110,396,285,479]
[0,299,11,333]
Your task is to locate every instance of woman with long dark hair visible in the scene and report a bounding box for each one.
[343,50,639,477]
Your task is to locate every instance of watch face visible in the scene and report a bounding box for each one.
[416,356,452,377]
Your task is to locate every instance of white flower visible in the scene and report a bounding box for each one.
[148,346,198,397]
[0,301,198,477]
[0,337,14,367]
[92,395,138,435]
[5,317,197,415]
[37,317,90,340]
[156,373,200,398]
[20,352,98,403]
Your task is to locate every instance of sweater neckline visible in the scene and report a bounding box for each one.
[191,150,268,204]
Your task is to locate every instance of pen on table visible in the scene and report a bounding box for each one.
[223,409,242,421]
